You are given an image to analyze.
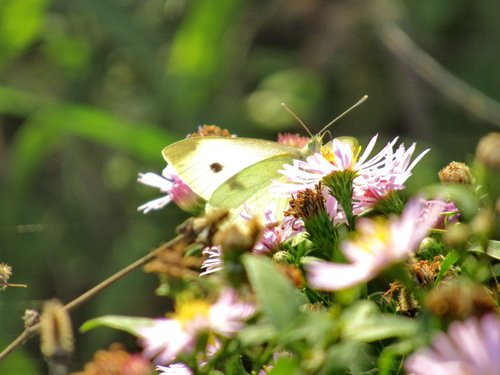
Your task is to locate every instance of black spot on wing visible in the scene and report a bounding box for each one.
[210,162,224,173]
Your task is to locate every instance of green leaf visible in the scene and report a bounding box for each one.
[342,301,418,342]
[0,0,49,65]
[224,354,249,375]
[277,310,335,346]
[5,102,174,194]
[167,0,243,111]
[238,322,277,346]
[267,357,301,375]
[322,341,371,374]
[243,254,305,330]
[80,315,155,336]
[486,240,500,260]
[435,250,461,284]
[377,340,413,375]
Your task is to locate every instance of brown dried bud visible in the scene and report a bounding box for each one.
[144,240,202,279]
[23,309,40,329]
[0,263,26,290]
[438,161,473,184]
[383,282,419,316]
[410,256,454,288]
[276,264,305,288]
[426,281,497,321]
[177,209,229,246]
[285,183,325,220]
[475,132,500,169]
[40,299,74,361]
[214,218,262,254]
[72,343,152,375]
[0,263,12,290]
[187,125,234,138]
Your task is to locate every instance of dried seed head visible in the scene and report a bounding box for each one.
[0,263,12,290]
[188,125,234,138]
[177,209,229,246]
[426,281,497,320]
[23,309,40,329]
[285,183,326,220]
[410,256,455,288]
[214,217,262,254]
[383,282,419,317]
[72,343,152,375]
[0,263,26,290]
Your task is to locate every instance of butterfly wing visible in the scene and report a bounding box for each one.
[162,137,300,201]
[208,154,295,221]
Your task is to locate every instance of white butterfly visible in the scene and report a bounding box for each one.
[161,96,367,219]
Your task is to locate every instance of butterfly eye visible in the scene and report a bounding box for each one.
[210,162,224,173]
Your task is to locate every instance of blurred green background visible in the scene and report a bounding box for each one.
[1,0,499,373]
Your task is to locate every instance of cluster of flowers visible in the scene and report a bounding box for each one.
[139,128,455,290]
[81,127,498,375]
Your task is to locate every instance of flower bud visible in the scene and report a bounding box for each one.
[272,250,289,264]
[443,222,470,247]
[418,237,439,254]
[438,161,473,184]
[474,132,500,207]
[475,132,500,170]
[214,218,261,254]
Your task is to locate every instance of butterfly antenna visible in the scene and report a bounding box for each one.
[281,102,314,137]
[318,95,368,135]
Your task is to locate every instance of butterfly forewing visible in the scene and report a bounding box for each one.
[162,137,301,201]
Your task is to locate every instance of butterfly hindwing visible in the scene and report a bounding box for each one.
[209,154,294,221]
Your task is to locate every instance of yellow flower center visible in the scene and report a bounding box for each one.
[173,299,211,325]
[353,219,390,254]
[320,137,362,164]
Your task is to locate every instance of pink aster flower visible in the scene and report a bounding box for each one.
[139,319,195,364]
[405,314,500,375]
[200,246,223,276]
[208,288,256,337]
[156,363,193,375]
[139,289,254,364]
[242,206,305,254]
[421,199,460,229]
[354,142,429,210]
[271,135,383,195]
[277,133,311,149]
[306,197,442,290]
[199,208,305,276]
[138,165,204,214]
[271,135,429,215]
[154,340,221,374]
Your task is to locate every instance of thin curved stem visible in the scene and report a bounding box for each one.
[372,5,500,128]
[0,233,186,362]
